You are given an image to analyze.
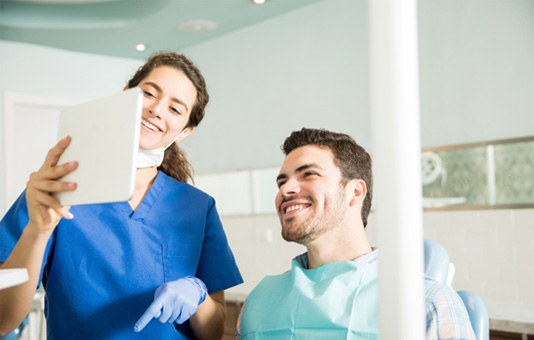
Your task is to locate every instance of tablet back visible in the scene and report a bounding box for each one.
[55,88,142,206]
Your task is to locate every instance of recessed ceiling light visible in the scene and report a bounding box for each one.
[179,20,218,32]
[135,44,147,52]
[252,0,267,4]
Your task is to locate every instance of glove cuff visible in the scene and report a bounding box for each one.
[184,276,208,305]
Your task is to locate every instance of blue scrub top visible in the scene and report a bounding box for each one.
[0,171,243,339]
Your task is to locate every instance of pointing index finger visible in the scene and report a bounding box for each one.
[134,300,162,332]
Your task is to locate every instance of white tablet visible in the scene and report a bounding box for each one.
[55,87,143,206]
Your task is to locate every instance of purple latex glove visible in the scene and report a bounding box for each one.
[134,276,207,332]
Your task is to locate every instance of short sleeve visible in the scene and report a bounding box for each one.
[195,198,243,293]
[0,192,30,262]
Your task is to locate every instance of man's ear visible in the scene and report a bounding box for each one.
[348,179,367,207]
[175,127,195,143]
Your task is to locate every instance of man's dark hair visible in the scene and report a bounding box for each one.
[282,128,373,227]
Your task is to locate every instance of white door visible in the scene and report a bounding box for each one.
[2,92,77,215]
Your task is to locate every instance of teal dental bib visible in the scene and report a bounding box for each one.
[240,251,379,339]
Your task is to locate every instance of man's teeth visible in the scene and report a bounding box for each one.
[286,205,305,213]
[142,119,158,132]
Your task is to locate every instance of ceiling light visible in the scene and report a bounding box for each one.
[135,44,147,52]
[179,20,218,32]
[252,0,267,4]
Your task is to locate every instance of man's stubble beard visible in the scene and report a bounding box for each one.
[280,190,347,245]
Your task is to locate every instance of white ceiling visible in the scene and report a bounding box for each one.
[0,0,323,59]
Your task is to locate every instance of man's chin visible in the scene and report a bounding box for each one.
[282,235,305,244]
[282,227,308,244]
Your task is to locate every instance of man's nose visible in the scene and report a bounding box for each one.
[280,178,300,197]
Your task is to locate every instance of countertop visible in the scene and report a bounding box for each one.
[0,268,28,290]
[489,303,534,335]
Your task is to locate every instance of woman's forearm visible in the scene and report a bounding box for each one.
[0,225,51,335]
[190,290,226,340]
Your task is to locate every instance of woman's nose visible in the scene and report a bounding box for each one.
[147,100,164,118]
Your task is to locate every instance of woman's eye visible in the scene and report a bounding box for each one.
[170,107,182,115]
[304,172,318,178]
[143,91,155,98]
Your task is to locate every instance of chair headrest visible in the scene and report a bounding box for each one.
[423,239,450,283]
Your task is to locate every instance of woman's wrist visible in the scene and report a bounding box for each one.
[24,221,55,243]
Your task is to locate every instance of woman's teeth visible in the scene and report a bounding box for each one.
[141,119,159,132]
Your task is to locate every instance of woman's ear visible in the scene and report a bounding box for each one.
[175,127,195,143]
[348,179,367,207]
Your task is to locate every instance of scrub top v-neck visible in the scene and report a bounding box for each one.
[118,169,166,220]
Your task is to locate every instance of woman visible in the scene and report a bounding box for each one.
[0,52,243,339]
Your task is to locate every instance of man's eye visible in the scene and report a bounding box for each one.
[304,172,318,177]
[276,180,286,188]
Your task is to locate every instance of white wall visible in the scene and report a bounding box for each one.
[0,41,141,98]
[418,0,534,147]
[424,209,534,327]
[181,0,370,175]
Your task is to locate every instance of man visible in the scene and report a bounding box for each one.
[238,128,475,339]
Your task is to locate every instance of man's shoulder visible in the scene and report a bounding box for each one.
[423,276,460,303]
[423,277,470,321]
[242,259,304,311]
[423,278,476,339]
[249,269,293,296]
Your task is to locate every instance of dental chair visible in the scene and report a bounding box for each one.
[423,239,489,340]
[423,239,452,284]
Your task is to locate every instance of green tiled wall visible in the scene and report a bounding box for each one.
[422,139,534,207]
[494,141,534,205]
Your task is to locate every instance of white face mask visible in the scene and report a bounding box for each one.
[136,128,190,169]
[136,147,166,168]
